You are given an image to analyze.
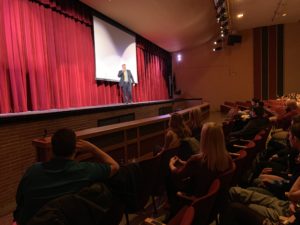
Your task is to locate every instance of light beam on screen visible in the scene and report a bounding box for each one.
[93,16,138,83]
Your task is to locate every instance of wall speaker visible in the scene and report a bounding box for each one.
[227,35,242,45]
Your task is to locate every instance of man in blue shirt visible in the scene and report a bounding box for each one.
[14,128,119,225]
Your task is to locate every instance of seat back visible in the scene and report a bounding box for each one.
[191,178,221,225]
[231,150,247,186]
[152,147,180,196]
[27,183,123,225]
[133,154,161,211]
[168,205,195,225]
[209,163,236,223]
[222,120,234,139]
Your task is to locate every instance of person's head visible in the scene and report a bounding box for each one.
[51,128,76,158]
[251,98,260,106]
[258,101,264,108]
[292,114,300,125]
[169,113,190,138]
[200,122,229,171]
[122,64,126,71]
[169,113,184,129]
[251,106,264,118]
[289,123,300,150]
[189,108,202,128]
[286,100,298,112]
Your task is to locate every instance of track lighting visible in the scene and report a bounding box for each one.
[213,46,222,51]
[221,21,228,27]
[215,0,225,8]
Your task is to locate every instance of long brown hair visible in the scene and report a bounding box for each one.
[188,108,202,129]
[169,113,191,138]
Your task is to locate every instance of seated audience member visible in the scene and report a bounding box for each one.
[185,108,203,140]
[270,100,300,131]
[167,122,233,217]
[269,100,300,147]
[228,99,263,133]
[225,105,241,121]
[14,128,120,225]
[229,106,269,140]
[243,116,300,200]
[229,122,300,223]
[259,114,300,164]
[220,202,268,225]
[162,113,192,151]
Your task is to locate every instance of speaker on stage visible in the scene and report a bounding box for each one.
[227,35,242,46]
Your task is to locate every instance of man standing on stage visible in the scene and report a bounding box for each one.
[118,64,135,104]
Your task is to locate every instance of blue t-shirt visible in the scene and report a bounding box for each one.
[14,158,111,225]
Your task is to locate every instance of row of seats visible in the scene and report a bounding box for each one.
[220,100,251,113]
[129,116,272,225]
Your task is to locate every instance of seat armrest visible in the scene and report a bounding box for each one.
[238,139,251,143]
[232,144,248,149]
[176,191,196,202]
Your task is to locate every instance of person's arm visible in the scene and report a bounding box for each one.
[285,176,300,202]
[76,140,120,177]
[117,70,122,78]
[169,156,186,173]
[129,70,135,85]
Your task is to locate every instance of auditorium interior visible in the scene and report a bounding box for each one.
[1,0,300,224]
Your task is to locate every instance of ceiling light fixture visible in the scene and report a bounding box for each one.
[176,54,182,62]
[214,39,222,45]
[237,13,244,18]
[282,13,287,17]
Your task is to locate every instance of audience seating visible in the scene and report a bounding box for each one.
[220,101,236,114]
[124,153,162,225]
[230,150,248,186]
[209,163,236,224]
[176,179,221,225]
[236,101,251,110]
[222,120,234,139]
[26,183,124,225]
[167,206,195,225]
[145,205,195,225]
[151,147,180,215]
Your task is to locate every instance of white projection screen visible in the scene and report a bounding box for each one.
[93,16,138,83]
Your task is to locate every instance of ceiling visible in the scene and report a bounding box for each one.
[80,0,300,53]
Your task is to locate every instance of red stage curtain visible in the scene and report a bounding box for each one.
[135,37,171,102]
[0,0,170,114]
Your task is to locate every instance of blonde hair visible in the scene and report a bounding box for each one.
[200,122,230,171]
[169,113,191,138]
[189,108,202,129]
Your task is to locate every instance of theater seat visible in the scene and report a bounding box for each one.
[177,178,221,225]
